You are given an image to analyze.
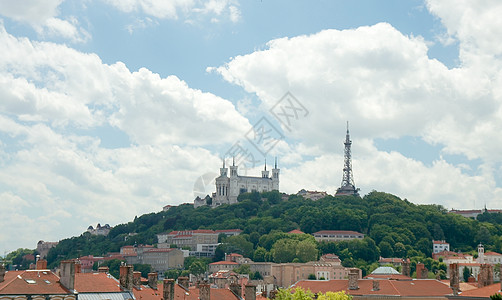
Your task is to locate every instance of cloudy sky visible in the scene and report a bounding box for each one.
[1,0,502,255]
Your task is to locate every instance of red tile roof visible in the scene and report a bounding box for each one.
[215,229,243,233]
[0,270,69,295]
[459,283,501,298]
[210,261,239,265]
[433,240,449,244]
[288,229,305,234]
[313,230,363,235]
[294,279,453,297]
[74,273,121,292]
[133,283,239,300]
[485,251,502,256]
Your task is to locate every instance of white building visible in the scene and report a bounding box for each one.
[433,240,450,254]
[213,159,279,207]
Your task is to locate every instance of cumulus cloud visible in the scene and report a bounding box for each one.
[214,20,502,208]
[0,0,89,43]
[103,0,241,23]
[0,23,249,252]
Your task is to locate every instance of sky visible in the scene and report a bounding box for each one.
[1,0,502,256]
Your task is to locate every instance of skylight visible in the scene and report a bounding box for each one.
[25,279,36,284]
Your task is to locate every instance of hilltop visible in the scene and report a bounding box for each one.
[7,190,502,277]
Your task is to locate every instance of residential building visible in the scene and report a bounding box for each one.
[215,229,243,237]
[212,158,279,207]
[138,248,184,273]
[294,277,453,299]
[433,240,450,254]
[36,240,59,259]
[157,230,218,251]
[449,208,502,219]
[87,223,112,236]
[297,189,328,201]
[313,230,364,242]
[271,261,358,288]
[209,261,240,273]
[0,260,135,300]
[378,257,407,268]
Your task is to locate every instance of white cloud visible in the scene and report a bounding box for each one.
[214,20,502,209]
[0,23,249,254]
[103,0,241,23]
[0,0,89,43]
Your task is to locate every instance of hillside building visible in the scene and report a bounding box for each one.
[313,230,364,242]
[433,240,450,254]
[213,158,279,207]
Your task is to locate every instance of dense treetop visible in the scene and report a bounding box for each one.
[35,190,502,276]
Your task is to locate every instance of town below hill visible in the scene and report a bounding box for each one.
[3,191,502,299]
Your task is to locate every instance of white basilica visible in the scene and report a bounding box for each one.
[212,158,280,207]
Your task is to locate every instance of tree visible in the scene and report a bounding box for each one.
[273,239,299,263]
[476,226,492,245]
[254,247,268,262]
[133,264,152,278]
[93,259,125,279]
[189,260,206,277]
[274,287,352,300]
[463,266,471,282]
[394,242,406,258]
[378,241,394,257]
[296,239,318,263]
[308,274,316,280]
[165,269,180,280]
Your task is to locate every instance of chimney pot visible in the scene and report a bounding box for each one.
[163,279,175,300]
[178,276,189,290]
[148,272,158,289]
[230,282,242,298]
[36,259,48,270]
[59,260,75,291]
[245,284,257,300]
[133,271,141,287]
[348,268,359,290]
[199,282,210,300]
[372,280,380,291]
[450,263,459,296]
[0,264,6,283]
[119,265,133,291]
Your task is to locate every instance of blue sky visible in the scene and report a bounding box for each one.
[1,0,502,256]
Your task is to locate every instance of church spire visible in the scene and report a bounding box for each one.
[335,121,360,196]
[264,158,267,171]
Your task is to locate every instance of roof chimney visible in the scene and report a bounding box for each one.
[133,271,142,287]
[60,260,75,292]
[98,266,110,273]
[119,265,133,291]
[401,259,410,277]
[0,264,5,283]
[36,259,48,270]
[199,282,210,300]
[148,272,158,289]
[450,263,459,296]
[245,284,257,300]
[230,282,242,298]
[372,280,380,291]
[178,276,189,290]
[75,262,81,274]
[416,263,428,279]
[348,268,359,290]
[478,264,493,288]
[163,279,174,300]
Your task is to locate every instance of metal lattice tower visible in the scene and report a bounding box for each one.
[335,122,360,196]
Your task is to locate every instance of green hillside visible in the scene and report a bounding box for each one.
[36,190,502,276]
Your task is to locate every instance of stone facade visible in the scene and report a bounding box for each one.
[213,160,279,207]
